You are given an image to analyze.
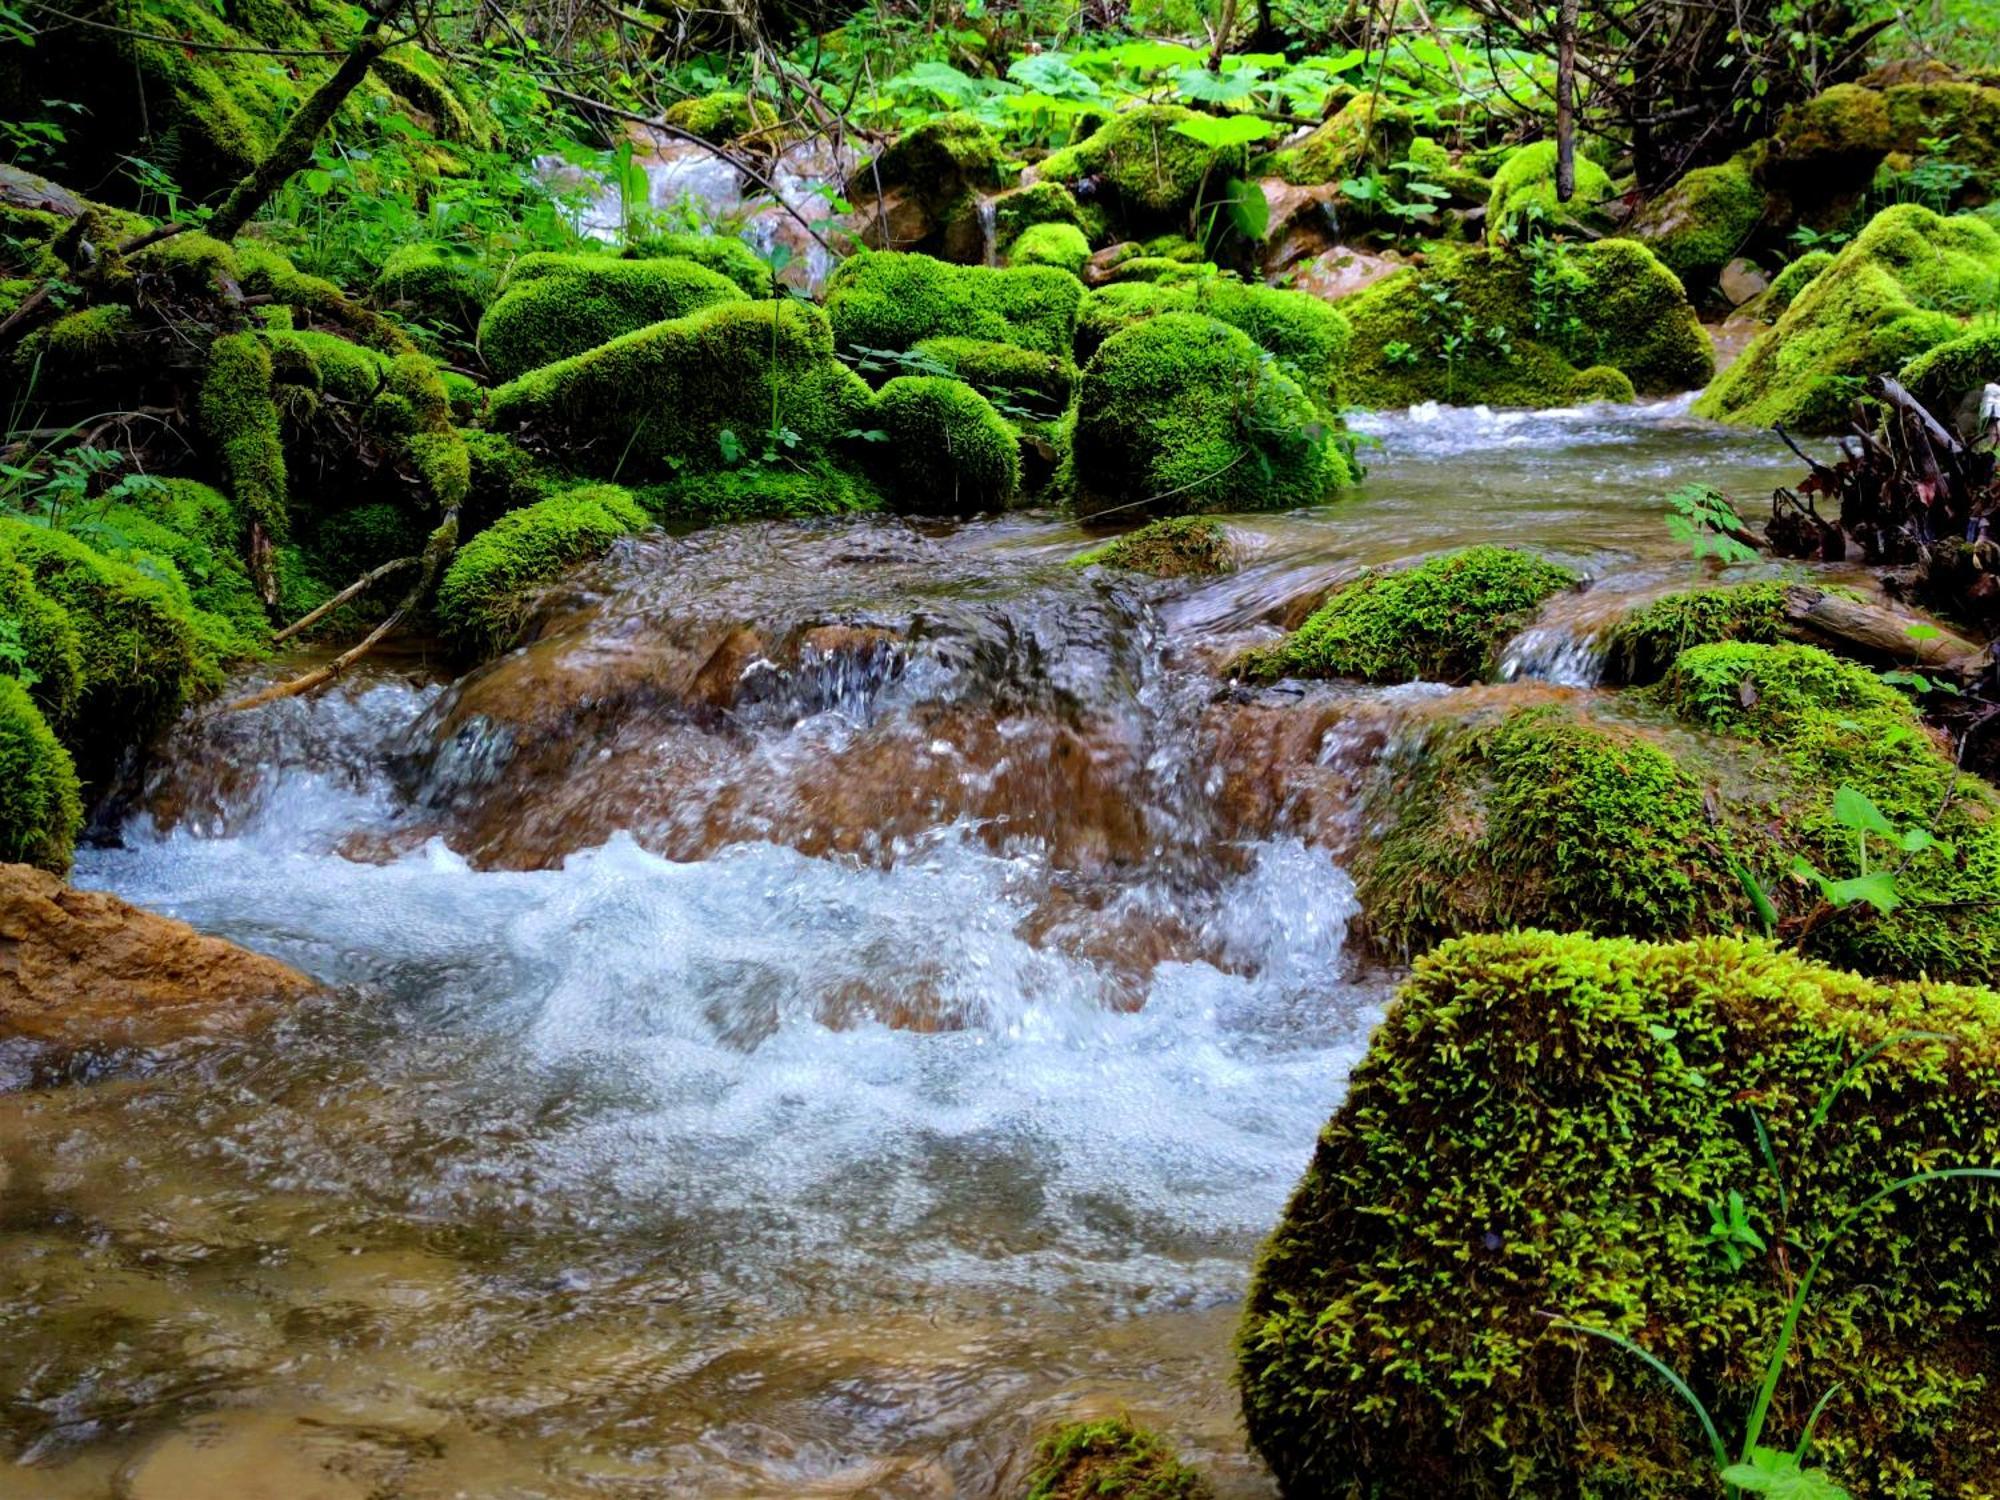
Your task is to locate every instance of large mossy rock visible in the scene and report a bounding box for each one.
[1338,239,1712,408]
[1628,152,1770,290]
[485,299,875,482]
[1239,929,2000,1498]
[1246,547,1575,684]
[1353,639,2000,982]
[1766,78,2000,209]
[824,250,1083,358]
[435,483,649,652]
[1075,277,1351,396]
[1067,312,1353,520]
[1035,105,1244,230]
[1259,93,1414,188]
[1694,203,2000,431]
[1485,139,1614,242]
[477,254,748,379]
[869,376,1020,515]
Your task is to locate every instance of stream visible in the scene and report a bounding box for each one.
[4,398,1820,1498]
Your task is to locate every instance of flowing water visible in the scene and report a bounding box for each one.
[4,398,1834,1498]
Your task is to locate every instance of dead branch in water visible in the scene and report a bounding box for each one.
[270,555,422,644]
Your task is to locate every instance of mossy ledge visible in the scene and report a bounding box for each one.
[1072,516,1235,578]
[1240,929,2000,1499]
[1023,1418,1214,1500]
[434,483,649,654]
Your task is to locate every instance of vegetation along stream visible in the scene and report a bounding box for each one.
[4,0,2000,1495]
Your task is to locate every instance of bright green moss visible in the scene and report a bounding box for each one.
[228,240,414,356]
[1604,580,1797,683]
[661,90,779,145]
[1258,92,1413,187]
[1248,547,1576,685]
[1405,134,1491,203]
[1768,82,1895,189]
[626,232,770,296]
[374,242,498,342]
[478,254,748,380]
[199,331,288,541]
[911,336,1076,413]
[269,326,386,402]
[1074,278,1351,396]
[992,181,1086,254]
[1899,323,2000,417]
[485,299,874,483]
[1339,239,1713,408]
[1068,312,1352,520]
[1071,515,1234,578]
[1024,1419,1214,1500]
[94,498,269,661]
[870,377,1019,515]
[1485,139,1615,242]
[1010,221,1091,276]
[641,464,881,524]
[1695,203,2000,431]
[1099,256,1211,286]
[0,518,214,755]
[1240,929,2000,1498]
[1036,105,1241,226]
[824,250,1083,358]
[1629,152,1768,287]
[0,552,84,724]
[857,111,1008,211]
[1881,80,2000,189]
[0,674,82,875]
[369,44,485,146]
[1659,641,2000,981]
[1763,248,1834,318]
[459,429,560,529]
[435,484,649,652]
[28,305,136,384]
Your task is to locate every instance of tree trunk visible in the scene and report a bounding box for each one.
[1555,0,1578,201]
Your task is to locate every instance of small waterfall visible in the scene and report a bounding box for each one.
[1497,623,1609,687]
[977,197,998,267]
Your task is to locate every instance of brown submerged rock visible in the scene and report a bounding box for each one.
[0,864,315,1045]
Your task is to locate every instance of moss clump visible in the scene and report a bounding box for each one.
[1240,929,2000,1498]
[1694,203,2000,431]
[660,90,778,145]
[1339,239,1712,408]
[1629,152,1768,288]
[1356,702,1740,956]
[1659,642,2000,981]
[0,674,83,875]
[855,112,1008,210]
[460,429,560,530]
[625,231,770,296]
[1260,93,1414,188]
[199,330,287,540]
[1405,135,1492,204]
[0,518,214,756]
[1250,547,1575,685]
[0,550,85,725]
[1881,80,2000,193]
[1767,82,1895,191]
[1068,313,1353,520]
[1072,516,1234,578]
[870,377,1019,515]
[435,484,649,652]
[824,250,1083,358]
[1485,139,1615,242]
[95,487,270,661]
[640,464,881,524]
[374,242,497,343]
[1036,105,1242,227]
[1604,580,1796,683]
[485,299,874,483]
[478,254,747,379]
[992,181,1086,254]
[1899,324,2000,418]
[1010,221,1091,276]
[1074,278,1351,396]
[1023,1419,1213,1500]
[911,336,1076,414]
[1763,248,1834,318]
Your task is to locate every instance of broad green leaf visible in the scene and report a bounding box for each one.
[1170,114,1277,149]
[1824,872,1900,914]
[1830,786,1897,839]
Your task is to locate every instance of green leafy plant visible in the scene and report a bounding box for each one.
[1664,484,1760,565]
[1789,785,1947,916]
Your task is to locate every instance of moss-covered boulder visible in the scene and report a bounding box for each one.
[1246,547,1576,685]
[435,484,649,651]
[1899,324,2000,421]
[910,336,1077,414]
[1075,278,1350,396]
[869,377,1019,515]
[1010,222,1091,276]
[1259,93,1414,188]
[96,481,270,661]
[639,464,880,524]
[1760,248,1834,320]
[1694,203,2000,431]
[1628,152,1769,289]
[660,90,778,146]
[1072,515,1234,578]
[1068,313,1353,520]
[1603,580,1798,683]
[374,242,498,344]
[1035,106,1242,229]
[625,231,770,296]
[1766,82,1897,194]
[824,250,1083,358]
[851,112,1007,209]
[0,549,85,727]
[0,675,83,876]
[1485,139,1614,242]
[478,254,748,379]
[485,299,874,483]
[1338,240,1711,407]
[1240,928,2000,1498]
[1023,1418,1213,1499]
[992,181,1089,254]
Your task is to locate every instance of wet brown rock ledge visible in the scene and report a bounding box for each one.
[0,863,315,1045]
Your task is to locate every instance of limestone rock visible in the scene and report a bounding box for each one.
[1719,256,1769,305]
